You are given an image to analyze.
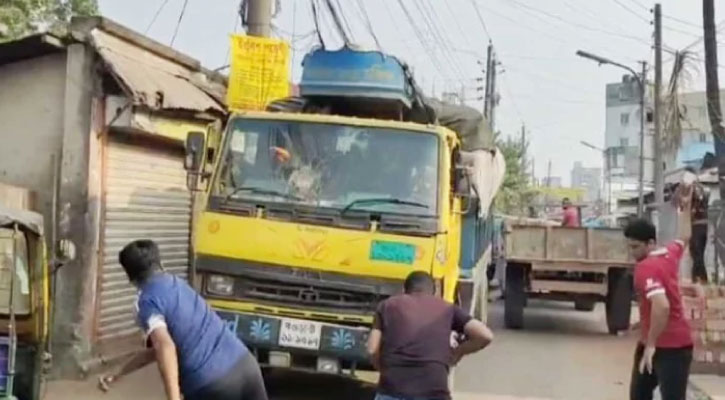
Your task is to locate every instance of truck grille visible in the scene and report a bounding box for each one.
[235,275,381,312]
[196,255,403,315]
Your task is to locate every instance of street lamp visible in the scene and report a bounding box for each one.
[576,50,647,217]
[581,141,612,215]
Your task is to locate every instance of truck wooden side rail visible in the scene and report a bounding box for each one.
[503,222,634,334]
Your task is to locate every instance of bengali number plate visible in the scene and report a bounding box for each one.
[278,318,322,350]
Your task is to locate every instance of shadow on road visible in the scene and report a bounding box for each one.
[264,368,376,400]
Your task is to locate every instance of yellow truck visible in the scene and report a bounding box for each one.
[184,47,502,374]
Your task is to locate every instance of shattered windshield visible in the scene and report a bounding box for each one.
[215,119,439,217]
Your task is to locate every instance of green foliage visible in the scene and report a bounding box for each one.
[494,131,537,216]
[0,0,98,41]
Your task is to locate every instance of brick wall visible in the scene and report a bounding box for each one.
[682,284,725,375]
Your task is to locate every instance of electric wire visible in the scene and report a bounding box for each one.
[170,0,190,46]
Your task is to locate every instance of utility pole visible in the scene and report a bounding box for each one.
[532,157,536,186]
[483,43,493,120]
[547,160,552,188]
[637,61,648,218]
[489,53,498,132]
[521,125,527,182]
[653,3,664,228]
[247,0,273,37]
[703,0,725,278]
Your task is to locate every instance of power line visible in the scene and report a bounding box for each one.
[413,0,469,84]
[664,24,702,38]
[469,0,492,42]
[611,0,649,23]
[624,0,650,12]
[441,3,474,50]
[310,0,326,48]
[395,0,451,82]
[501,72,524,122]
[145,0,171,34]
[170,0,189,46]
[664,14,702,29]
[323,0,352,45]
[508,0,652,48]
[332,0,356,43]
[353,0,383,51]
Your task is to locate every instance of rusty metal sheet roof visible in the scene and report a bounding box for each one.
[89,29,224,114]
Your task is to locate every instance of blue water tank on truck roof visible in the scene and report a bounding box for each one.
[300,46,415,107]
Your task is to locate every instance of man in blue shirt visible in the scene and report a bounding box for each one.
[100,239,267,400]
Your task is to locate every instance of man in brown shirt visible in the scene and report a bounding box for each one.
[366,271,494,400]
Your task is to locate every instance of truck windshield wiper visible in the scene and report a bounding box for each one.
[341,198,429,215]
[224,186,302,202]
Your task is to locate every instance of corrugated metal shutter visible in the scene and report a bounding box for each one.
[97,138,191,341]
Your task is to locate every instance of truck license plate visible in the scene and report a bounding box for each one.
[278,318,322,350]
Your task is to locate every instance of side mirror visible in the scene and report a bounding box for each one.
[454,165,476,215]
[185,131,206,172]
[185,131,206,191]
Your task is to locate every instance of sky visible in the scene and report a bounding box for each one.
[98,0,725,185]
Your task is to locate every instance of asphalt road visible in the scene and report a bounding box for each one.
[49,298,713,400]
[454,299,638,400]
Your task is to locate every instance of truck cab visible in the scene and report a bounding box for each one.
[185,47,500,374]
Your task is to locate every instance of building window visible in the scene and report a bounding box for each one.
[620,138,629,147]
[620,113,630,126]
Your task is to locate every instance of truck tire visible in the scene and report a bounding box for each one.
[504,263,526,329]
[606,268,633,335]
[574,299,596,312]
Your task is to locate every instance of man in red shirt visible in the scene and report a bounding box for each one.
[561,198,580,227]
[625,218,693,400]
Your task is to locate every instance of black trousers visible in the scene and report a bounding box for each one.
[187,354,268,400]
[690,224,708,283]
[630,344,692,400]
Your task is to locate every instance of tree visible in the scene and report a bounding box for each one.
[0,0,98,42]
[494,132,536,216]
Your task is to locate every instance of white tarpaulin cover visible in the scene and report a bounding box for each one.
[461,149,506,218]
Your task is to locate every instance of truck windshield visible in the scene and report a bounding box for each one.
[215,119,439,216]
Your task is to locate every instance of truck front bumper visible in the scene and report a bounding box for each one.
[215,308,371,368]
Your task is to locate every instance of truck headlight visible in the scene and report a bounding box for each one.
[207,274,235,296]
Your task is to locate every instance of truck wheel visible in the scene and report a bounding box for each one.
[606,268,633,334]
[574,299,596,311]
[504,263,526,329]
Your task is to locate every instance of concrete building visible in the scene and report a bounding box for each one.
[604,76,654,212]
[571,161,602,202]
[662,90,723,170]
[0,17,227,377]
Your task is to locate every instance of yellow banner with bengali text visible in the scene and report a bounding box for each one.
[226,35,290,111]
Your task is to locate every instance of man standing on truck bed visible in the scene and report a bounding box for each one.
[367,271,494,400]
[624,219,692,400]
[561,197,580,227]
[101,240,268,400]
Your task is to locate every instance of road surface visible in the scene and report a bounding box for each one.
[47,299,707,400]
[455,299,637,400]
